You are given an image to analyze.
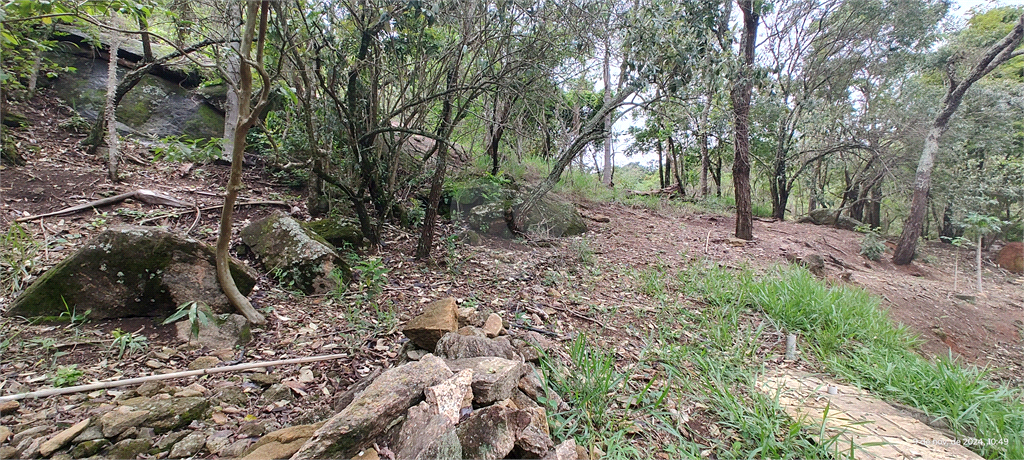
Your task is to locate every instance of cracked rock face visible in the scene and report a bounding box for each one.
[240,212,350,295]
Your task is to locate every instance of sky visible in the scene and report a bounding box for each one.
[606,0,1024,170]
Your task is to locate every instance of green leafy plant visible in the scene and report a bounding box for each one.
[151,135,223,163]
[963,213,1004,295]
[350,256,389,299]
[51,365,84,388]
[569,237,594,266]
[109,328,148,359]
[162,301,212,340]
[58,296,90,327]
[858,229,886,261]
[0,222,38,295]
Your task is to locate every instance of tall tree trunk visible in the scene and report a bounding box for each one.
[893,14,1024,265]
[601,37,614,186]
[104,34,122,182]
[656,139,664,189]
[416,58,460,259]
[699,93,711,198]
[864,181,882,229]
[216,0,271,325]
[730,0,758,240]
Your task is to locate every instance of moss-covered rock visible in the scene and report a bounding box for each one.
[5,226,256,320]
[302,218,366,249]
[241,212,351,295]
[1,132,26,166]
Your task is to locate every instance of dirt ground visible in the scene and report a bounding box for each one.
[1,91,1021,437]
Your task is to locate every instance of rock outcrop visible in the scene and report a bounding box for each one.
[240,212,351,295]
[6,226,256,320]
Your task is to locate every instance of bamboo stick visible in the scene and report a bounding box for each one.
[0,353,349,402]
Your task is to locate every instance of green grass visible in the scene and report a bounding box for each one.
[679,261,1024,459]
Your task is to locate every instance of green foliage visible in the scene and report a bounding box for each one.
[857,227,886,261]
[681,262,1024,459]
[540,335,670,458]
[569,237,594,266]
[109,328,148,359]
[349,256,389,299]
[0,223,38,295]
[58,296,90,327]
[629,263,669,301]
[51,365,84,388]
[151,135,222,163]
[162,301,211,340]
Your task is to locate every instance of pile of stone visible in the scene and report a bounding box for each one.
[276,296,580,460]
[0,298,588,460]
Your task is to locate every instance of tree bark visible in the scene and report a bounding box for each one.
[512,88,635,233]
[104,34,122,182]
[216,0,271,325]
[731,0,758,240]
[699,94,711,198]
[893,14,1023,265]
[601,37,614,186]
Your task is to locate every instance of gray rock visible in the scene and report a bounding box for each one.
[71,423,104,443]
[69,439,110,458]
[168,431,206,458]
[137,381,169,397]
[221,438,254,458]
[456,404,531,460]
[291,354,454,460]
[435,332,517,360]
[126,396,210,433]
[394,402,461,460]
[188,355,221,370]
[797,208,863,231]
[205,430,233,455]
[447,357,524,406]
[457,307,481,328]
[155,431,189,451]
[240,212,349,295]
[302,218,366,249]
[248,373,282,387]
[238,421,267,438]
[215,386,250,407]
[543,438,579,460]
[106,438,152,459]
[402,297,459,352]
[16,437,41,459]
[100,406,151,438]
[5,226,256,320]
[176,311,252,349]
[10,426,48,447]
[514,423,554,459]
[261,384,294,404]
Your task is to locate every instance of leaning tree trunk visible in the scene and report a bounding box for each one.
[216,0,271,325]
[893,14,1023,265]
[730,0,758,240]
[601,37,614,186]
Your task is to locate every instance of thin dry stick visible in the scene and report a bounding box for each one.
[0,353,348,402]
[136,200,289,225]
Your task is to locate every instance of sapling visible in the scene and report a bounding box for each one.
[963,213,1004,296]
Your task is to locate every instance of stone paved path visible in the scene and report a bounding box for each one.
[757,370,983,460]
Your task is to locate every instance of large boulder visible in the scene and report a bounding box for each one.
[393,401,461,460]
[240,212,351,295]
[291,355,453,459]
[6,226,256,320]
[452,177,586,238]
[302,218,366,249]
[456,404,532,460]
[996,242,1023,274]
[797,208,863,231]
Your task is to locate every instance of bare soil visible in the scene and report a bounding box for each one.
[1,92,1021,443]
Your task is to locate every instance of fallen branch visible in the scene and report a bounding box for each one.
[136,200,290,225]
[0,353,348,402]
[15,189,190,222]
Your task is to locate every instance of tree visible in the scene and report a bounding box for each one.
[963,213,1003,295]
[892,12,1024,265]
[731,0,760,240]
[215,0,273,325]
